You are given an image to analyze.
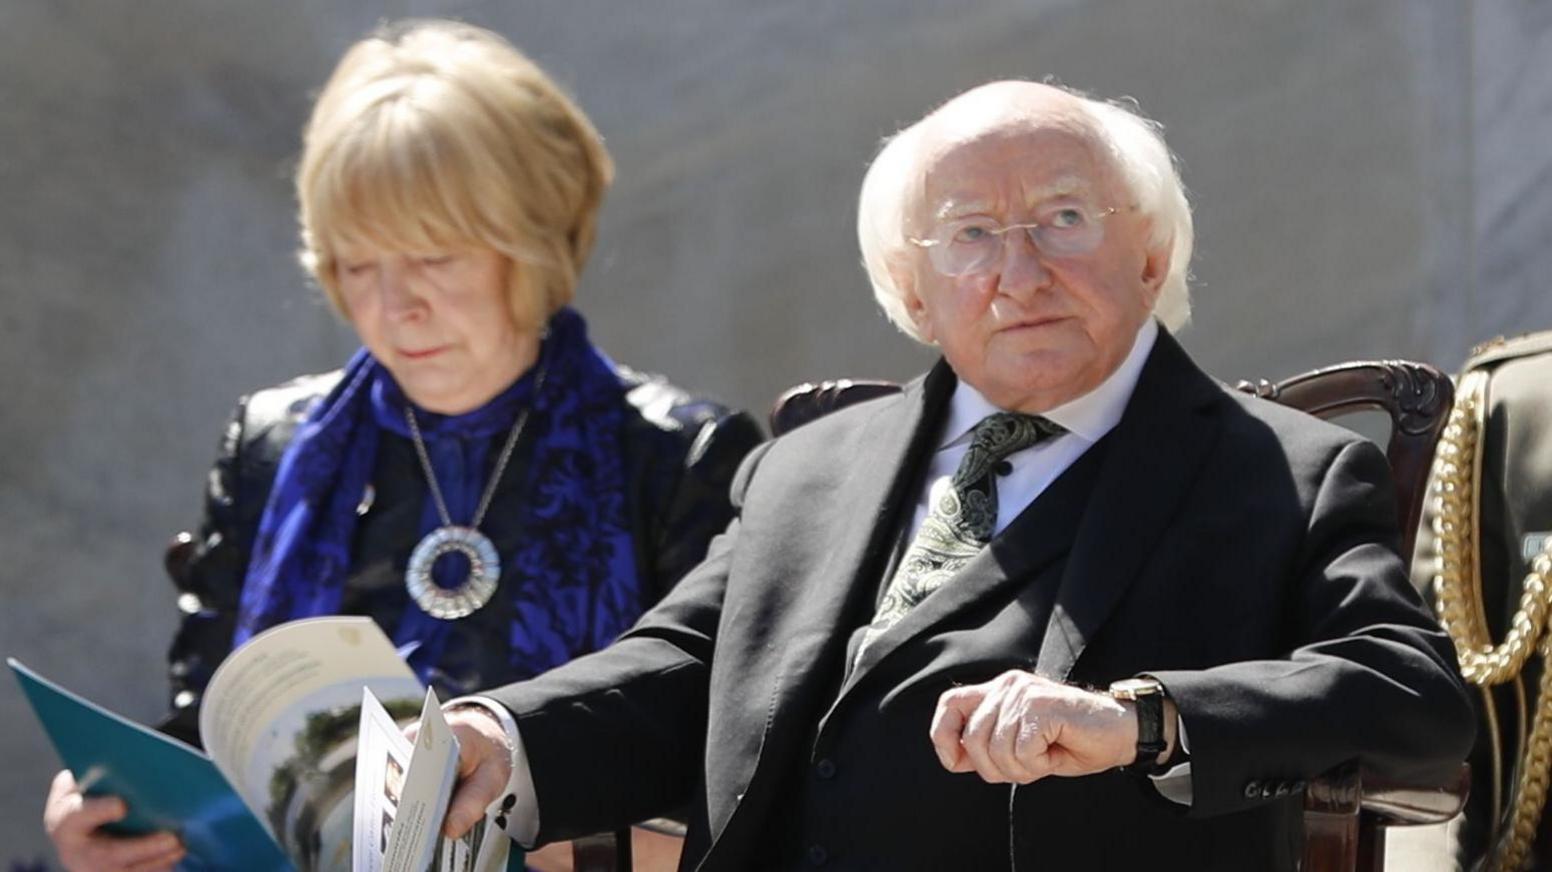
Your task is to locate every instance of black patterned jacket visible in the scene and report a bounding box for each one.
[160,367,763,747]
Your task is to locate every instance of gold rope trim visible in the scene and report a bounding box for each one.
[1430,368,1552,870]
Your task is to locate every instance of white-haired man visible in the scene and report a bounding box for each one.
[442,81,1473,870]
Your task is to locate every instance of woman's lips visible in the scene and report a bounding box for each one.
[398,345,447,360]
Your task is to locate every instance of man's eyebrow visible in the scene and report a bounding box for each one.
[932,197,993,220]
[1026,176,1088,203]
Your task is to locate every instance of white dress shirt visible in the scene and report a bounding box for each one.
[908,318,1158,542]
[474,319,1189,846]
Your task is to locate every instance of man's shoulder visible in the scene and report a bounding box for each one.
[1214,380,1377,464]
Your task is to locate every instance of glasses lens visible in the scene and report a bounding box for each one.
[923,206,1110,276]
[1031,206,1105,257]
[928,220,1001,276]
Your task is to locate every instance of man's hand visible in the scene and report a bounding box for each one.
[433,706,515,838]
[43,769,186,872]
[930,671,1170,784]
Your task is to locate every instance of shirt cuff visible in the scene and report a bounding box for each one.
[444,695,540,847]
[1148,715,1192,805]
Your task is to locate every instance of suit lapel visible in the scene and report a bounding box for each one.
[699,362,953,864]
[1035,330,1224,680]
[833,441,1104,700]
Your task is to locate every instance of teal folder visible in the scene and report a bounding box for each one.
[10,658,292,871]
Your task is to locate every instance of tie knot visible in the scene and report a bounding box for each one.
[954,412,1065,486]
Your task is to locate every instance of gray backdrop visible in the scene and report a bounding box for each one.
[2,0,1549,864]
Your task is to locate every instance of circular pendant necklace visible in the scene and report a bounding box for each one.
[402,361,549,620]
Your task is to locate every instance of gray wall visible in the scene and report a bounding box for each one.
[2,0,1549,863]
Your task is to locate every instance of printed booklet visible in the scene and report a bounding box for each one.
[11,616,508,872]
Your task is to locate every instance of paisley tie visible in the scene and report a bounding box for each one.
[855,412,1067,664]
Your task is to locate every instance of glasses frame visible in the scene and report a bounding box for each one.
[907,205,1129,277]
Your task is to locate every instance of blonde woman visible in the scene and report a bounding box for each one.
[43,20,758,871]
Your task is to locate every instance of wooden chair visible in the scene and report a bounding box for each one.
[770,360,1468,872]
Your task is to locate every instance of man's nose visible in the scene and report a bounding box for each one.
[995,229,1052,297]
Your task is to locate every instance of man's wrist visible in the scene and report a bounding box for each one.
[1108,677,1176,774]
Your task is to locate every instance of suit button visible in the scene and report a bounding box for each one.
[807,844,829,865]
[815,758,837,780]
[1243,780,1260,798]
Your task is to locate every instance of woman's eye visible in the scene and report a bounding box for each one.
[341,262,373,277]
[420,254,454,267]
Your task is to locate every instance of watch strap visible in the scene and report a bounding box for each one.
[1125,688,1169,775]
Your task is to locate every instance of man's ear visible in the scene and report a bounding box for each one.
[1139,237,1172,308]
[892,261,935,343]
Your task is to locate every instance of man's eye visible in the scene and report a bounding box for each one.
[952,225,994,244]
[1049,208,1086,229]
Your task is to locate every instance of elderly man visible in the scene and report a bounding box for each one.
[441,81,1474,870]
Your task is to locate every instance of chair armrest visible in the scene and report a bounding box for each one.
[1302,761,1470,826]
[1360,762,1470,826]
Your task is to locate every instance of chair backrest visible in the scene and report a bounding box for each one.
[770,359,1465,872]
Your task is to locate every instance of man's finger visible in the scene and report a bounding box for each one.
[959,693,1010,784]
[443,753,506,838]
[988,695,1037,783]
[930,687,980,771]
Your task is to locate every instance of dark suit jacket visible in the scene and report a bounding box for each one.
[491,330,1475,871]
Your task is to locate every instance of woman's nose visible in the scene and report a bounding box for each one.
[377,261,425,316]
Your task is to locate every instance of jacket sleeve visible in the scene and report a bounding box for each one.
[486,440,772,843]
[157,399,255,747]
[1149,439,1476,817]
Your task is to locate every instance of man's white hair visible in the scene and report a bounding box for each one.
[857,84,1194,343]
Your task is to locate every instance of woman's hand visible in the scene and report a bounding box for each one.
[44,769,185,872]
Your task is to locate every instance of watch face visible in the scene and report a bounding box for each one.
[1110,678,1162,698]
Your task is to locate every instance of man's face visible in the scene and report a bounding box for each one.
[902,118,1166,413]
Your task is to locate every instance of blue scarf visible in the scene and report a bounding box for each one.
[233,308,641,682]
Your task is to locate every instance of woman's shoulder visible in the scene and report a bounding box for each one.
[613,365,764,483]
[241,370,343,426]
[615,365,762,442]
[227,369,344,467]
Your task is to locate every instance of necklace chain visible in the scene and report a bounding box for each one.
[403,359,550,530]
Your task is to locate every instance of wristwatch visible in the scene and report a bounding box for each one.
[1109,677,1169,775]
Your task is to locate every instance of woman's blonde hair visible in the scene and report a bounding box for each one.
[296,19,614,331]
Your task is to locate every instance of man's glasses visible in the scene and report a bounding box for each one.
[907,204,1123,277]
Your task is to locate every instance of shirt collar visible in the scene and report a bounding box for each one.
[939,317,1159,449]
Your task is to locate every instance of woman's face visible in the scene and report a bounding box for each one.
[334,245,540,414]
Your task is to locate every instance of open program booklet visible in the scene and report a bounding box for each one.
[12,616,507,872]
